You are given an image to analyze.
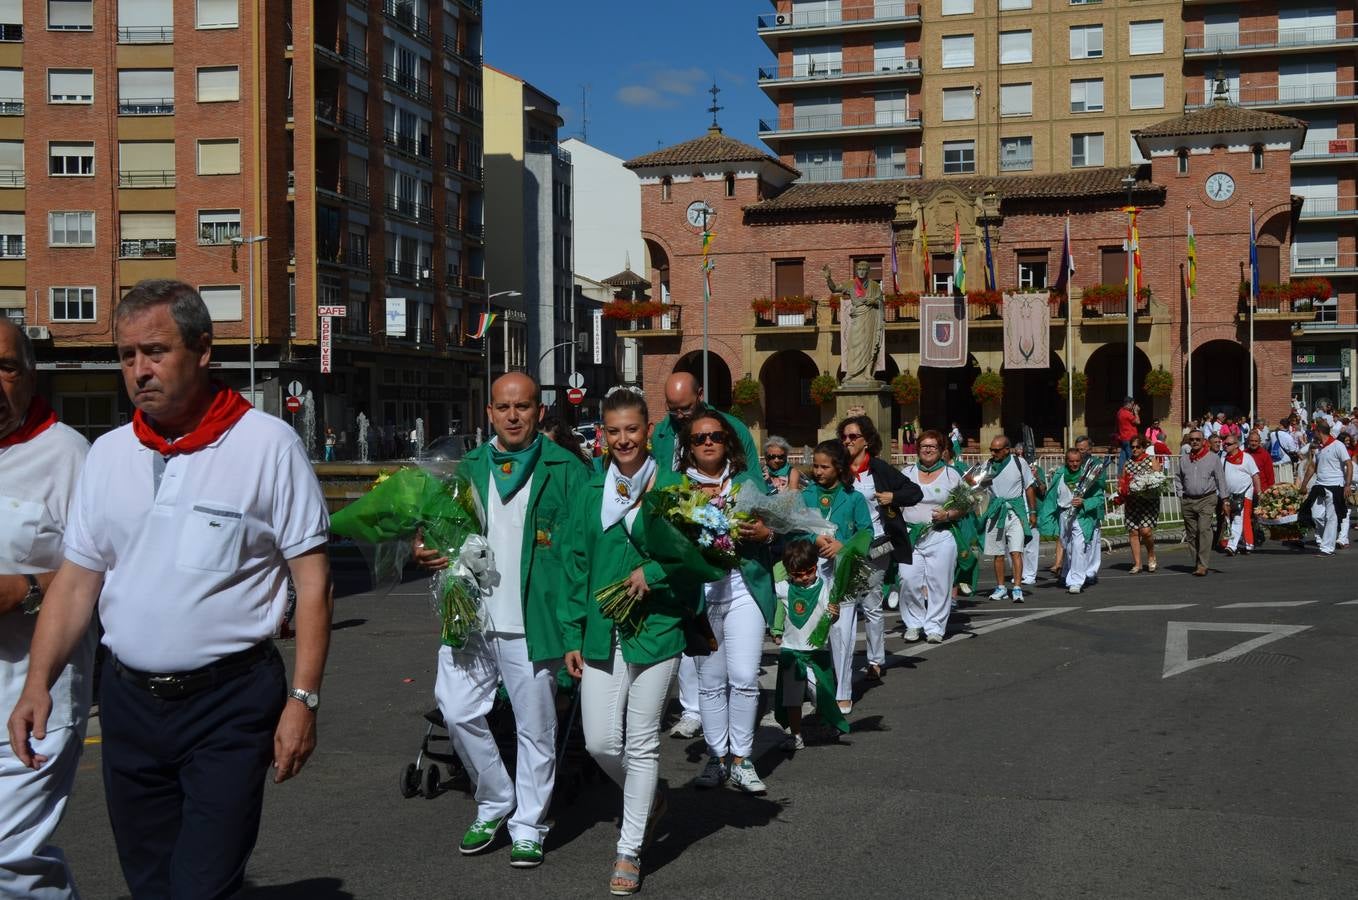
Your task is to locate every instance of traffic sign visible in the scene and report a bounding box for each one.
[566,387,585,405]
[287,380,304,398]
[567,371,584,389]
[285,395,303,414]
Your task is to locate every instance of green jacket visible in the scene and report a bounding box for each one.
[650,408,761,474]
[801,482,871,543]
[654,466,778,626]
[559,467,701,665]
[1038,468,1107,543]
[458,438,589,662]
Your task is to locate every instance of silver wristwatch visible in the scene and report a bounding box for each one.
[288,687,320,711]
[20,575,42,615]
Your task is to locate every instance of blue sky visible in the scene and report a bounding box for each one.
[484,0,775,162]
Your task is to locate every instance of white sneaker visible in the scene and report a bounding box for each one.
[1068,584,1082,594]
[669,713,702,739]
[693,756,727,789]
[728,759,767,795]
[904,626,922,642]
[780,733,805,752]
[1010,587,1025,603]
[1021,578,1036,586]
[925,633,944,644]
[957,583,973,597]
[987,586,1008,601]
[886,589,900,610]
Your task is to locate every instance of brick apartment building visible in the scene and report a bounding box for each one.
[1,0,488,447]
[754,0,1357,408]
[624,97,1310,450]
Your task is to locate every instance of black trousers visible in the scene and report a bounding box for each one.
[99,649,285,900]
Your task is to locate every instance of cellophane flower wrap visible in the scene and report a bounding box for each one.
[329,465,490,647]
[595,476,748,631]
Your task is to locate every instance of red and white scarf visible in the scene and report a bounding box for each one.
[0,395,58,448]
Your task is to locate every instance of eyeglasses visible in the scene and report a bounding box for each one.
[691,431,726,446]
[764,453,786,462]
[841,432,864,442]
[918,443,940,451]
[1223,441,1237,447]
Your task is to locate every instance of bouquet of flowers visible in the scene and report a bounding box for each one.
[329,465,490,647]
[740,491,836,538]
[1074,457,1111,498]
[1256,483,1304,525]
[1128,470,1168,498]
[595,476,750,631]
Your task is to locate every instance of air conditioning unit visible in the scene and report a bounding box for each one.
[775,13,791,25]
[23,325,49,340]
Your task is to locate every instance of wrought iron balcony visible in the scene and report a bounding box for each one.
[117,25,172,43]
[1185,22,1357,56]
[119,238,176,258]
[118,98,175,116]
[1185,80,1358,110]
[757,57,921,87]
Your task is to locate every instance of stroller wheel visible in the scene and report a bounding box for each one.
[400,763,420,799]
[423,764,441,798]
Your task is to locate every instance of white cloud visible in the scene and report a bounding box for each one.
[616,65,709,110]
[616,85,675,108]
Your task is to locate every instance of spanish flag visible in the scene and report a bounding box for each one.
[1186,209,1197,301]
[1122,206,1143,295]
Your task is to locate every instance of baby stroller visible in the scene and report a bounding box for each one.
[398,668,599,802]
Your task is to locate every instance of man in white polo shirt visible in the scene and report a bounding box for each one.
[1300,420,1353,556]
[1219,433,1261,555]
[7,280,333,899]
[0,320,93,899]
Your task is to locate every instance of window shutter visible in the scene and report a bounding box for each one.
[0,288,22,309]
[0,69,20,98]
[119,0,172,27]
[197,0,238,27]
[941,35,974,68]
[119,69,174,100]
[999,30,1031,64]
[0,141,22,170]
[1129,75,1163,109]
[49,70,93,99]
[119,212,175,239]
[774,260,804,299]
[47,0,92,28]
[0,0,21,24]
[197,139,240,175]
[1257,246,1280,285]
[199,285,242,321]
[942,88,974,120]
[1000,83,1031,116]
[1101,249,1127,285]
[196,67,240,102]
[119,141,175,172]
[1129,21,1163,55]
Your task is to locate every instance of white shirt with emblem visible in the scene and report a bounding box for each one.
[63,410,330,672]
[0,422,94,731]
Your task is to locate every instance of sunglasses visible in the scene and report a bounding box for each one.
[990,447,1008,454]
[842,433,864,442]
[765,453,787,461]
[691,431,726,446]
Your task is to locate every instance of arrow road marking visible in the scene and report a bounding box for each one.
[1162,622,1312,679]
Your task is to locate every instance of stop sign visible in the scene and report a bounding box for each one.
[566,388,585,405]
[285,395,303,414]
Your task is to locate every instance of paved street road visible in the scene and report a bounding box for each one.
[56,541,1358,898]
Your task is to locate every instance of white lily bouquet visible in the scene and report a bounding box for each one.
[1128,469,1168,498]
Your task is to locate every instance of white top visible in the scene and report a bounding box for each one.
[774,578,832,652]
[1223,454,1260,498]
[988,454,1033,502]
[852,466,884,538]
[704,478,756,606]
[899,465,960,526]
[1314,438,1350,487]
[1276,430,1299,454]
[481,474,531,635]
[0,422,94,732]
[64,410,330,672]
[1202,420,1219,437]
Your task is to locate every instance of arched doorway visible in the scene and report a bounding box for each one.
[883,356,903,438]
[674,350,732,410]
[1002,356,1066,450]
[644,238,671,303]
[759,350,819,446]
[1085,343,1151,446]
[919,356,982,448]
[1190,340,1253,417]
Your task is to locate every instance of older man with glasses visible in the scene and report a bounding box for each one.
[1177,430,1227,575]
[1219,434,1262,556]
[981,437,1037,602]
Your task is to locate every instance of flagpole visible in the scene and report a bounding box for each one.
[1248,204,1256,422]
[1064,214,1073,447]
[1185,208,1193,426]
[1123,178,1136,400]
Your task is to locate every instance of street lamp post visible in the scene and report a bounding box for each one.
[1121,175,1137,400]
[233,234,268,405]
[484,289,521,419]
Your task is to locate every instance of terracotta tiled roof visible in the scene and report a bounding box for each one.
[1135,104,1304,140]
[624,128,799,176]
[745,167,1160,215]
[601,268,650,288]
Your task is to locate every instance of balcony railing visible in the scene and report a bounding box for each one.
[797,161,921,182]
[383,67,433,103]
[460,220,484,240]
[457,0,482,15]
[0,237,23,258]
[0,24,21,41]
[757,2,921,31]
[117,25,173,43]
[382,0,431,39]
[317,176,371,203]
[447,272,487,293]
[1293,253,1358,276]
[447,154,484,181]
[1185,22,1356,55]
[444,96,483,122]
[1185,80,1358,109]
[759,109,921,136]
[1293,138,1358,162]
[385,258,423,280]
[315,99,370,136]
[384,127,432,159]
[119,98,175,116]
[386,197,435,225]
[755,301,817,328]
[526,140,572,164]
[1240,296,1319,319]
[1300,196,1358,219]
[119,238,176,258]
[1079,290,1152,319]
[0,169,24,187]
[0,99,21,115]
[318,242,370,269]
[119,169,175,188]
[758,57,921,84]
[628,304,683,334]
[444,34,483,65]
[317,39,370,71]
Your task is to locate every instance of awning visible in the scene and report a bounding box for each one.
[1290,371,1341,383]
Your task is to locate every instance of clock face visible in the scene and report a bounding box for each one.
[686,201,714,230]
[1205,172,1236,202]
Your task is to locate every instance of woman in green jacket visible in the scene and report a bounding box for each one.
[561,390,695,896]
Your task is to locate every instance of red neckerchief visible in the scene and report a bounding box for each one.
[0,395,58,448]
[1189,446,1210,462]
[1321,435,1336,449]
[1132,451,1148,463]
[1225,449,1244,465]
[852,276,865,298]
[132,383,251,456]
[852,452,872,477]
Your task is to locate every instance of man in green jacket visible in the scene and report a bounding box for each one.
[415,373,587,868]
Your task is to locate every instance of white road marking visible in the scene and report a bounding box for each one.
[1217,601,1316,609]
[1091,604,1197,612]
[968,607,1075,635]
[1337,600,1358,606]
[1162,622,1312,679]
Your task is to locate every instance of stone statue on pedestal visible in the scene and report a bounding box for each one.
[823,260,886,384]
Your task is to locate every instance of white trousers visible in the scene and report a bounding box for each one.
[1225,507,1252,552]
[0,727,83,899]
[1085,527,1102,579]
[694,595,764,759]
[829,555,888,699]
[434,634,557,843]
[1340,508,1351,547]
[581,646,679,856]
[676,655,700,718]
[1060,516,1096,589]
[899,531,958,639]
[1020,531,1039,584]
[1312,495,1341,554]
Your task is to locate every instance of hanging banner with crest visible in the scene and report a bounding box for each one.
[920,295,968,368]
[1002,291,1050,370]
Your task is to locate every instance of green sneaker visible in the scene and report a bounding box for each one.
[459,816,507,855]
[509,839,544,868]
